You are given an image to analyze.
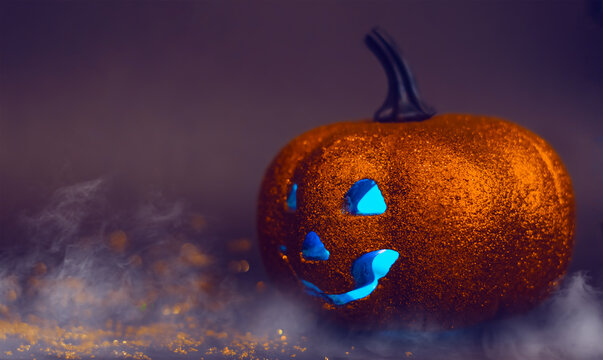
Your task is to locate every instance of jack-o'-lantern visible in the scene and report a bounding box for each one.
[257,28,574,329]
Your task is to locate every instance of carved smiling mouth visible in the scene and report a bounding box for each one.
[298,232,399,305]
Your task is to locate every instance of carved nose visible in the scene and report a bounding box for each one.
[302,232,330,261]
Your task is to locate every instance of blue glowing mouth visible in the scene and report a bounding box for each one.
[301,249,399,305]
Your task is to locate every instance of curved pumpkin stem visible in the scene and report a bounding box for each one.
[365,28,435,123]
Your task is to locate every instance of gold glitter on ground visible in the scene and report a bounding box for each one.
[0,319,314,359]
[0,213,318,359]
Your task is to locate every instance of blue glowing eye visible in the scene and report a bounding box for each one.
[345,179,386,215]
[302,232,330,261]
[286,183,297,211]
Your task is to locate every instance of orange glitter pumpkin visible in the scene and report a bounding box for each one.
[257,29,574,330]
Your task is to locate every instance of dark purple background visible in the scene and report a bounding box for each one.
[1,1,602,280]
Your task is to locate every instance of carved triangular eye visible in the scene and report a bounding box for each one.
[286,183,297,211]
[302,232,330,261]
[345,179,387,215]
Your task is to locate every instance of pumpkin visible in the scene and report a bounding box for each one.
[257,28,574,329]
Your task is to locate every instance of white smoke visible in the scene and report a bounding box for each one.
[1,179,602,360]
[24,178,107,254]
[0,179,237,329]
[483,273,603,360]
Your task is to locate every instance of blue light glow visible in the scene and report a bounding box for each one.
[301,232,330,261]
[301,249,399,305]
[286,184,297,211]
[345,179,386,215]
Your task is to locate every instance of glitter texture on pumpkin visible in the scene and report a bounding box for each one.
[257,115,575,329]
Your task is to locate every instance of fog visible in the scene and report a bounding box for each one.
[1,180,602,359]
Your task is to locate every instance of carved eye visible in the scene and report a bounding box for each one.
[286,183,297,211]
[302,231,330,261]
[344,179,386,215]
